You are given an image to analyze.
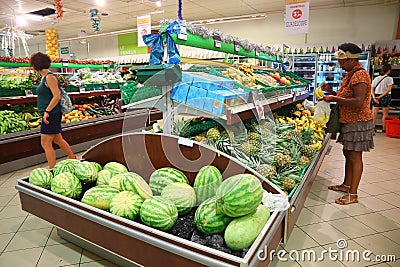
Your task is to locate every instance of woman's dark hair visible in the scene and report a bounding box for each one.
[29,52,51,71]
[338,43,362,54]
[380,64,391,75]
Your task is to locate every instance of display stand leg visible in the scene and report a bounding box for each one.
[162,85,174,134]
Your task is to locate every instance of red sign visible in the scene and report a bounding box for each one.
[292,9,302,19]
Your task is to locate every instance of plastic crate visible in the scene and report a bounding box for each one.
[0,89,25,97]
[84,83,104,91]
[386,116,400,138]
[65,85,80,92]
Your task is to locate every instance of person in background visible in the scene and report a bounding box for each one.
[30,52,75,168]
[371,64,393,133]
[320,43,374,205]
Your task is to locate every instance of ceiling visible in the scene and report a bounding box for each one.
[0,0,398,44]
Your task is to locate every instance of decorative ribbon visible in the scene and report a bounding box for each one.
[142,21,181,65]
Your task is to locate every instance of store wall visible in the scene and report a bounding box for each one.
[211,4,399,49]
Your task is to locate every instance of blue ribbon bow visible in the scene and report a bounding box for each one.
[142,21,181,65]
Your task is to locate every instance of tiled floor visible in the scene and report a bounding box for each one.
[0,133,399,267]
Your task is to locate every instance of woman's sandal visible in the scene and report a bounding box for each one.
[328,184,350,193]
[335,194,358,205]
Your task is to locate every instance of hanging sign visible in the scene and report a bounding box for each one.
[285,0,310,35]
[213,34,221,48]
[137,15,151,47]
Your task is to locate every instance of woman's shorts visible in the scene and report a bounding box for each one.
[337,120,374,152]
[40,111,62,134]
[372,94,391,108]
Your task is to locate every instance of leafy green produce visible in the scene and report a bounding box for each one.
[0,110,27,135]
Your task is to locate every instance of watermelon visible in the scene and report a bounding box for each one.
[119,172,153,200]
[52,159,81,176]
[216,174,263,217]
[50,172,82,199]
[81,185,120,210]
[194,196,233,235]
[29,168,53,189]
[193,165,222,204]
[108,173,125,190]
[75,161,98,183]
[103,162,128,176]
[96,170,113,186]
[91,162,103,172]
[161,182,196,215]
[149,167,189,195]
[140,196,178,231]
[109,191,144,220]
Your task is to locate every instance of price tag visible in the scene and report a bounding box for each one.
[177,25,187,40]
[25,89,34,97]
[103,62,109,68]
[251,90,265,120]
[214,34,221,48]
[62,60,69,67]
[79,87,86,93]
[255,49,260,57]
[178,137,194,147]
[234,42,240,53]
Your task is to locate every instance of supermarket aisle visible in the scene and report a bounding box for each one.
[0,133,399,267]
[271,133,400,267]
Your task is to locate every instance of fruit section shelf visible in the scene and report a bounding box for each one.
[0,61,109,69]
[0,89,121,105]
[123,90,310,125]
[0,110,162,175]
[16,133,286,267]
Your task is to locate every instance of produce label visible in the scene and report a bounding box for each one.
[285,0,309,35]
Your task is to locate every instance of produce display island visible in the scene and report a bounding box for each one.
[16,132,330,267]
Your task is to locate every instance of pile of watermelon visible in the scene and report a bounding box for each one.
[28,160,271,254]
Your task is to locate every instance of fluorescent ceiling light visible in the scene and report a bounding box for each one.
[16,16,27,27]
[191,13,266,25]
[156,1,162,7]
[96,0,105,6]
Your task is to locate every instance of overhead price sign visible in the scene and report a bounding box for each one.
[285,0,310,35]
[137,15,151,47]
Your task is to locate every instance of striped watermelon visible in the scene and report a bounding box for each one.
[91,162,103,172]
[108,173,125,190]
[96,170,113,186]
[140,196,178,231]
[75,161,98,183]
[50,172,82,199]
[194,196,233,235]
[109,191,144,220]
[161,182,196,215]
[193,165,222,204]
[149,167,189,195]
[103,162,128,176]
[52,159,81,176]
[29,168,53,189]
[119,172,153,200]
[81,185,120,210]
[216,174,263,217]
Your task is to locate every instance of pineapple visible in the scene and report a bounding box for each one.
[257,164,276,180]
[301,144,316,158]
[282,130,293,140]
[274,152,291,168]
[239,141,259,156]
[195,135,207,143]
[282,177,296,191]
[248,132,261,141]
[298,155,311,166]
[206,127,221,141]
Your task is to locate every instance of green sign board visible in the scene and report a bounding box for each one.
[60,47,69,54]
[117,32,149,56]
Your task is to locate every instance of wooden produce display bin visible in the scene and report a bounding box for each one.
[16,133,287,267]
[283,134,331,242]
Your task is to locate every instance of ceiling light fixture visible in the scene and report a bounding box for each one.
[96,0,105,6]
[16,16,27,27]
[191,13,266,25]
[156,1,162,7]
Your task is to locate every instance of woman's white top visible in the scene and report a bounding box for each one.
[372,75,394,94]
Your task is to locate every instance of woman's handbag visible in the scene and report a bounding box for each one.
[326,104,341,133]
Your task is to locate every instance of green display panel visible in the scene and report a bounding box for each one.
[118,32,149,56]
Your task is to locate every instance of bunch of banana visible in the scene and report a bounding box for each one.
[314,86,325,99]
[0,110,27,135]
[19,112,42,128]
[221,67,258,88]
